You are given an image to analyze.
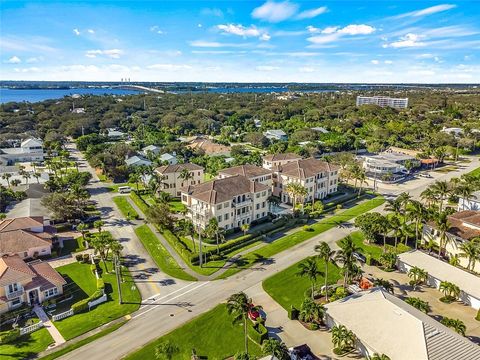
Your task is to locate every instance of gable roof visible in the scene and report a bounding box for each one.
[263,153,302,162]
[159,153,176,161]
[181,175,269,204]
[325,288,480,360]
[29,261,67,287]
[125,156,152,166]
[218,165,272,179]
[279,158,339,179]
[0,254,35,286]
[142,145,160,152]
[21,138,42,148]
[0,230,52,255]
[0,217,44,232]
[156,163,203,174]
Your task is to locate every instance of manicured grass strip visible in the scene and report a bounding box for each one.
[1,328,53,359]
[217,196,385,279]
[55,262,141,340]
[124,304,261,360]
[263,258,341,310]
[468,167,480,177]
[135,225,197,281]
[113,196,139,220]
[130,191,150,214]
[40,321,127,360]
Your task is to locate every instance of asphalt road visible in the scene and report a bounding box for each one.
[59,154,480,360]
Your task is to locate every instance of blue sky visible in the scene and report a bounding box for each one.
[1,1,479,82]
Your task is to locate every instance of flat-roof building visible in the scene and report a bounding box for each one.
[356,96,408,109]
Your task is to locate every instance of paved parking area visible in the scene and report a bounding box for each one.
[362,264,480,344]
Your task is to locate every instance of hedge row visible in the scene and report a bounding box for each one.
[71,275,105,314]
[130,191,150,214]
[0,328,20,344]
[247,322,268,344]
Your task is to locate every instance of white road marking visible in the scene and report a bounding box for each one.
[139,282,197,308]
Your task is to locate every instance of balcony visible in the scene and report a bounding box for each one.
[6,288,24,300]
[232,198,253,207]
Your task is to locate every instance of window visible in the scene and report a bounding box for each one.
[256,193,260,198]
[217,216,222,222]
[11,297,21,306]
[217,204,222,210]
[262,191,266,196]
[224,213,229,220]
[256,204,260,210]
[8,283,19,293]
[262,202,265,208]
[44,288,58,298]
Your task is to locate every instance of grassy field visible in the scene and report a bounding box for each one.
[55,262,141,340]
[2,328,53,359]
[59,237,86,256]
[468,167,480,177]
[40,321,127,360]
[169,199,187,213]
[113,196,139,220]
[124,304,262,360]
[218,196,385,279]
[263,258,341,310]
[134,225,197,281]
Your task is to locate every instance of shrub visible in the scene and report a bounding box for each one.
[247,322,268,344]
[308,323,319,331]
[303,225,313,232]
[82,253,90,263]
[0,328,20,344]
[75,254,83,262]
[476,309,480,321]
[288,306,299,320]
[72,298,89,314]
[130,191,150,214]
[96,278,105,291]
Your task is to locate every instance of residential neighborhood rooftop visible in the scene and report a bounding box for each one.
[156,163,203,174]
[218,164,273,178]
[279,158,340,179]
[263,153,302,162]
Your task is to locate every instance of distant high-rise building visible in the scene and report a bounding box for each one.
[356,96,408,109]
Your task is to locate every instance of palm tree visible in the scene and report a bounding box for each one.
[284,182,307,212]
[405,297,431,313]
[385,198,402,216]
[435,211,454,259]
[440,317,466,336]
[262,338,290,360]
[297,258,323,299]
[314,241,336,301]
[420,188,438,207]
[227,292,251,354]
[335,235,362,288]
[439,281,460,302]
[331,324,355,353]
[459,240,480,271]
[154,341,179,360]
[388,214,401,248]
[32,172,41,184]
[370,354,391,360]
[373,278,394,294]
[128,172,141,191]
[356,170,367,196]
[449,254,461,266]
[456,184,475,210]
[2,173,12,188]
[240,223,250,236]
[406,200,427,249]
[378,214,391,252]
[298,297,325,324]
[90,231,115,272]
[77,223,89,244]
[94,220,104,233]
[430,180,451,211]
[179,168,194,186]
[408,266,428,290]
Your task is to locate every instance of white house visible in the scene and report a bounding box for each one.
[397,250,480,310]
[106,128,126,140]
[125,155,152,167]
[361,151,420,182]
[141,145,161,156]
[263,129,288,141]
[159,152,178,165]
[155,163,204,197]
[457,190,480,211]
[217,164,273,188]
[441,127,463,136]
[262,153,302,171]
[325,287,480,360]
[0,138,45,165]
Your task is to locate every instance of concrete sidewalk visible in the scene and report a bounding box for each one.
[34,305,66,347]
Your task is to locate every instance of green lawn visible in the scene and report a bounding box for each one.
[124,304,262,360]
[218,196,385,279]
[2,328,53,359]
[468,167,480,177]
[54,261,141,340]
[59,237,86,256]
[134,225,197,281]
[40,321,127,360]
[169,199,186,213]
[113,196,139,220]
[263,258,341,310]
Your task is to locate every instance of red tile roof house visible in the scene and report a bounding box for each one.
[0,254,66,314]
[0,216,56,259]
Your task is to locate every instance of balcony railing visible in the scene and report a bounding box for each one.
[232,198,253,207]
[6,288,24,300]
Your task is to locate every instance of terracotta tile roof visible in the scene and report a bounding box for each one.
[186,139,231,155]
[0,216,44,232]
[218,165,272,179]
[181,175,269,204]
[428,210,480,240]
[263,153,302,162]
[156,163,203,174]
[0,230,52,255]
[278,158,340,179]
[0,254,35,286]
[30,261,66,287]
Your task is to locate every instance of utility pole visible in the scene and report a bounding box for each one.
[115,255,123,304]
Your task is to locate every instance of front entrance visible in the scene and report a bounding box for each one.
[28,289,39,305]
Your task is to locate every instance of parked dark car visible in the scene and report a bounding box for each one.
[353,251,366,263]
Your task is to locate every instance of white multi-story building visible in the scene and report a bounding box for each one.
[262,153,302,171]
[180,175,271,231]
[356,96,408,109]
[271,158,340,203]
[0,138,44,165]
[361,151,420,182]
[217,164,273,188]
[155,163,204,197]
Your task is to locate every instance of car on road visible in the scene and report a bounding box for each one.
[118,186,132,193]
[418,172,432,178]
[353,251,366,263]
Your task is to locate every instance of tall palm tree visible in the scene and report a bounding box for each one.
[378,214,391,251]
[262,338,290,360]
[285,182,306,211]
[406,200,427,249]
[32,172,41,184]
[356,170,367,196]
[297,258,323,299]
[435,211,453,259]
[430,180,451,211]
[458,240,480,271]
[388,214,401,248]
[227,292,251,354]
[179,168,194,186]
[2,173,12,188]
[240,223,250,236]
[456,184,475,210]
[314,241,336,301]
[335,235,362,288]
[420,188,438,207]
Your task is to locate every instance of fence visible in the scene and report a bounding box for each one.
[20,321,44,335]
[52,308,74,321]
[88,294,107,310]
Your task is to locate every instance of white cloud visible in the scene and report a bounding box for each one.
[296,6,328,20]
[85,49,123,59]
[189,40,250,48]
[150,25,164,34]
[26,56,43,63]
[398,4,456,18]
[383,33,426,48]
[198,23,203,28]
[5,56,21,64]
[201,8,224,17]
[147,64,192,71]
[87,29,95,34]
[384,60,393,64]
[252,1,298,22]
[321,26,338,34]
[371,60,379,65]
[255,65,279,71]
[217,24,270,41]
[260,33,271,41]
[299,66,315,72]
[73,28,80,36]
[338,24,375,35]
